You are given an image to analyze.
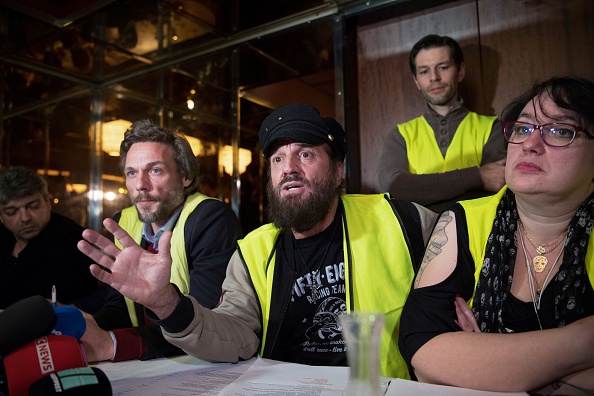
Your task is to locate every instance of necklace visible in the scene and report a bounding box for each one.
[518,227,565,330]
[518,219,567,273]
[293,217,340,303]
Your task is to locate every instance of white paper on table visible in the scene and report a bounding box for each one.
[95,355,254,396]
[385,378,529,396]
[220,358,351,395]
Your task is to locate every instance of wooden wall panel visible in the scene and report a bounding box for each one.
[356,0,594,193]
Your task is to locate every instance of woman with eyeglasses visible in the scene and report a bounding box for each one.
[398,76,594,394]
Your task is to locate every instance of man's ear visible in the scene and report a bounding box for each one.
[183,178,192,188]
[413,75,421,91]
[335,161,345,187]
[458,62,466,83]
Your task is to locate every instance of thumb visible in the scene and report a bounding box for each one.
[159,230,173,260]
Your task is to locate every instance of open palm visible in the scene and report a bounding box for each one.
[77,218,173,310]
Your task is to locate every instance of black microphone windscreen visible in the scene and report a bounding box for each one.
[0,295,56,357]
[28,367,112,396]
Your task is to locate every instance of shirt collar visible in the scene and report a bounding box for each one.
[142,205,184,251]
[425,97,464,117]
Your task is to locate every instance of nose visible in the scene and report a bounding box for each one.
[429,68,441,82]
[18,207,33,223]
[135,171,151,191]
[282,154,300,176]
[522,126,546,150]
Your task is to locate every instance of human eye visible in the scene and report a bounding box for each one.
[3,208,17,216]
[509,122,532,140]
[548,124,575,140]
[150,168,162,174]
[125,170,137,177]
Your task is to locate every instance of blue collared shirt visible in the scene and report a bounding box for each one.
[141,206,183,251]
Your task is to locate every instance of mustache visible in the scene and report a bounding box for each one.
[134,193,159,203]
[278,175,311,189]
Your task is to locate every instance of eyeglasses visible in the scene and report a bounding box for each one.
[503,121,594,147]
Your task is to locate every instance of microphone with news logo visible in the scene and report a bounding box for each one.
[4,335,87,396]
[0,296,112,395]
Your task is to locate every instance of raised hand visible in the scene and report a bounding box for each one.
[77,218,180,318]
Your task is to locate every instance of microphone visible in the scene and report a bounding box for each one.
[4,335,87,396]
[29,367,112,396]
[0,296,55,358]
[51,306,87,340]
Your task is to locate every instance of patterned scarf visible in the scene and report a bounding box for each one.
[473,189,594,332]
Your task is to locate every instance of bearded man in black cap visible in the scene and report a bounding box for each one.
[78,103,437,379]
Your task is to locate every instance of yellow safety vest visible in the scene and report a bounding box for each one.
[237,194,416,379]
[399,112,496,174]
[116,192,212,326]
[458,187,594,306]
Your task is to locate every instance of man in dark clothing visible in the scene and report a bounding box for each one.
[0,167,102,312]
[80,120,243,363]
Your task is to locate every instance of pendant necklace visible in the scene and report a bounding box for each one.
[518,219,567,273]
[293,217,340,303]
[518,227,565,329]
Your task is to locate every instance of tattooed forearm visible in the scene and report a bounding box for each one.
[414,211,453,288]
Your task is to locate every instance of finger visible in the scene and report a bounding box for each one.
[104,218,141,250]
[80,228,121,260]
[159,230,173,259]
[455,295,480,332]
[89,263,113,284]
[77,240,117,270]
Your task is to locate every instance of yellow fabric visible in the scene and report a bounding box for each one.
[237,194,415,379]
[399,112,497,174]
[116,192,211,326]
[458,187,594,306]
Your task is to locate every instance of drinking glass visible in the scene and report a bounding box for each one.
[339,311,384,396]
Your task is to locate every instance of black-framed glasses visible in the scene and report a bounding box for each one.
[503,121,594,147]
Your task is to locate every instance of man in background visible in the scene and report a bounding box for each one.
[80,119,243,363]
[378,34,506,213]
[0,167,102,311]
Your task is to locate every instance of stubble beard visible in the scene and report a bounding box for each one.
[267,167,341,234]
[133,186,186,224]
[423,85,456,107]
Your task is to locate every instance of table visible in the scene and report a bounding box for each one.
[94,356,528,396]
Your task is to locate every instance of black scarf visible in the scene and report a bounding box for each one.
[473,189,594,332]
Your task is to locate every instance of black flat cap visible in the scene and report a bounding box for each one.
[259,103,346,159]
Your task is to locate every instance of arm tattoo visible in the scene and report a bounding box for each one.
[414,211,453,288]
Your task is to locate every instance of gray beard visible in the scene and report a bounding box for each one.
[134,188,185,224]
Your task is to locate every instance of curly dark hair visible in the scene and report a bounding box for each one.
[0,167,49,205]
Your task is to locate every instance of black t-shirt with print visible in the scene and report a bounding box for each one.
[269,209,348,366]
